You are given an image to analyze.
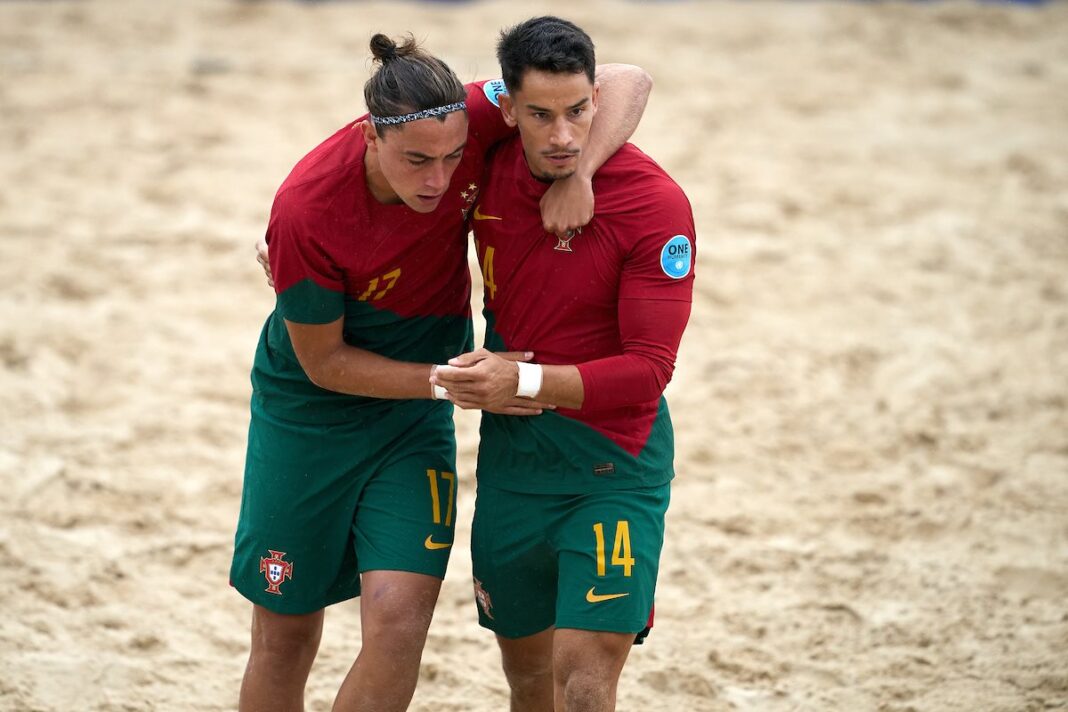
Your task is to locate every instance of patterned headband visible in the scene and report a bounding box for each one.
[370,101,467,127]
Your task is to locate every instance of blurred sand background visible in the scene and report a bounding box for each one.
[1,1,1066,710]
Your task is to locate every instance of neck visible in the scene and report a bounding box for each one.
[363,147,402,204]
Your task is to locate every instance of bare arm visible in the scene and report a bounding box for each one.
[285,318,437,399]
[583,63,654,178]
[539,64,653,236]
[283,316,552,414]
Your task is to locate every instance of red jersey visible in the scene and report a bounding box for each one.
[253,81,512,425]
[473,139,696,493]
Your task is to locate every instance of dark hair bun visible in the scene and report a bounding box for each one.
[363,33,465,127]
[370,33,398,63]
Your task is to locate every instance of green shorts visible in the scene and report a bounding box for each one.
[230,399,459,615]
[470,482,670,639]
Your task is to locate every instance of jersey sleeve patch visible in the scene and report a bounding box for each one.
[483,79,508,108]
[660,235,692,279]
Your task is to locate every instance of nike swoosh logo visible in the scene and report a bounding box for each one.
[424,535,452,550]
[472,205,502,221]
[586,587,629,603]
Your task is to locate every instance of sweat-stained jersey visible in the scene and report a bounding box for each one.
[253,81,513,425]
[472,139,696,494]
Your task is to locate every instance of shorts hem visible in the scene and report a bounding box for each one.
[554,618,646,635]
[475,475,674,496]
[477,617,554,640]
[357,562,449,581]
[232,580,358,616]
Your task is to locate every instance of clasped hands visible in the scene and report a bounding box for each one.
[431,348,554,416]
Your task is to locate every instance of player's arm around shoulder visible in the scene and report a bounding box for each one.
[538,64,653,237]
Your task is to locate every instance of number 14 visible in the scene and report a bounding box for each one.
[593,521,635,577]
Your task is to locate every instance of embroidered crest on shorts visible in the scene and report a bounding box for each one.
[473,577,495,619]
[259,550,293,595]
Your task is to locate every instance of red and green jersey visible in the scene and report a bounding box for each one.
[252,81,512,425]
[472,139,696,493]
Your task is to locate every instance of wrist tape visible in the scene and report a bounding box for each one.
[515,362,543,399]
[431,365,449,400]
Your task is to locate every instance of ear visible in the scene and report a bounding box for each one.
[499,93,518,128]
[590,81,600,117]
[358,119,379,152]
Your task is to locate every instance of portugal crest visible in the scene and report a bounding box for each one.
[259,550,293,595]
[473,577,494,619]
[554,227,581,252]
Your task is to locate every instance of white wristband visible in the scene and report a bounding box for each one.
[431,365,449,401]
[515,362,543,399]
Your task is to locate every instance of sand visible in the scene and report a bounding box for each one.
[1,1,1066,710]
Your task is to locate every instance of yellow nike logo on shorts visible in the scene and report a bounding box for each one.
[424,535,452,550]
[586,587,629,603]
[472,205,502,221]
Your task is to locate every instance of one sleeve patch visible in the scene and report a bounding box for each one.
[660,235,692,279]
[483,79,508,107]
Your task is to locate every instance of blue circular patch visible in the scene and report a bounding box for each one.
[660,235,692,279]
[483,79,508,108]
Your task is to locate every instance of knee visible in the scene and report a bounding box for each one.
[250,607,323,660]
[560,670,616,708]
[553,631,630,702]
[498,632,554,699]
[361,596,434,651]
[501,653,553,695]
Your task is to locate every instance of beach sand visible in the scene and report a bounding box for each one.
[1,1,1066,709]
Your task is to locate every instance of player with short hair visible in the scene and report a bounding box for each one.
[234,31,651,712]
[432,16,695,712]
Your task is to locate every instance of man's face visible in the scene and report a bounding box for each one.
[364,111,468,213]
[501,69,598,181]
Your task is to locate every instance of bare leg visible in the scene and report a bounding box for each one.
[496,628,555,712]
[332,570,442,712]
[239,605,325,712]
[553,628,633,712]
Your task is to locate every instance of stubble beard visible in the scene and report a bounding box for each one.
[536,167,576,182]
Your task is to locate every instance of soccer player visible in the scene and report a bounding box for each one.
[234,32,651,712]
[432,17,696,712]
